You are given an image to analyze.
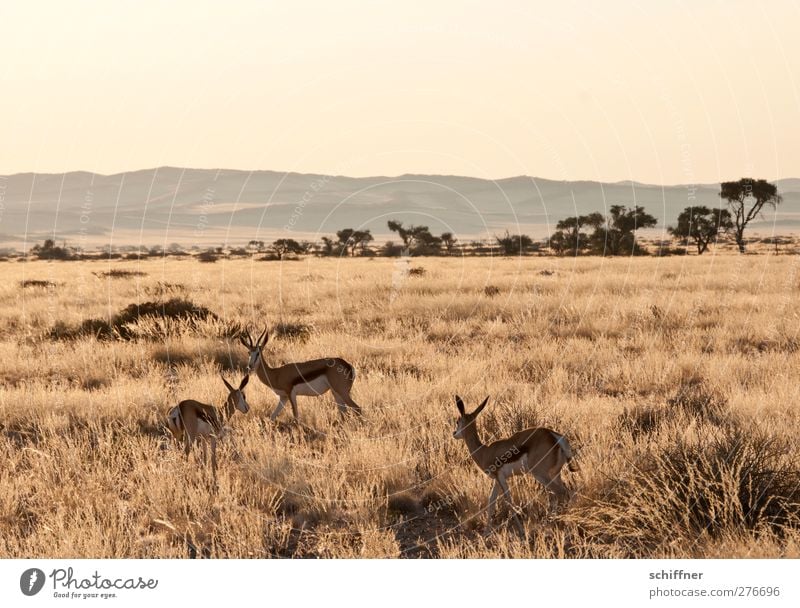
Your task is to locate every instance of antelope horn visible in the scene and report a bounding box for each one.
[473,396,490,416]
[221,374,235,392]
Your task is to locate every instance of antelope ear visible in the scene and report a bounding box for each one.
[261,329,270,347]
[221,374,235,392]
[239,334,249,348]
[239,374,250,390]
[473,396,490,416]
[455,395,465,416]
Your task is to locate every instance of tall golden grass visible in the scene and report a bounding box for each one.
[2,253,799,558]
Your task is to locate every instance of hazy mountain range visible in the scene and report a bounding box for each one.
[1,168,798,249]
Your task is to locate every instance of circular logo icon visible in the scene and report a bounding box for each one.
[20,568,46,596]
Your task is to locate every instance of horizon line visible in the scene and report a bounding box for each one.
[0,165,795,189]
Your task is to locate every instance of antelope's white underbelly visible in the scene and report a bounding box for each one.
[195,419,213,436]
[496,454,529,478]
[291,375,332,397]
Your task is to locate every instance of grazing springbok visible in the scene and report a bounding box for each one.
[239,327,361,422]
[452,395,576,534]
[166,374,251,478]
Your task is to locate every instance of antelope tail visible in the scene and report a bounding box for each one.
[167,408,184,440]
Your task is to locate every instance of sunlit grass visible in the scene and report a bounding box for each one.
[1,253,799,557]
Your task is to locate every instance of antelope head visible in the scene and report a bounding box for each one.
[221,373,251,418]
[452,395,489,439]
[239,326,269,374]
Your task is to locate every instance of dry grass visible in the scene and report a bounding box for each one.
[1,254,799,558]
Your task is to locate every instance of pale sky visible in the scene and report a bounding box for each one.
[1,0,798,183]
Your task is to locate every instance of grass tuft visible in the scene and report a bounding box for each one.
[20,279,58,288]
[273,321,314,342]
[93,269,147,279]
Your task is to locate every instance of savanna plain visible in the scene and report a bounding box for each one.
[2,253,799,558]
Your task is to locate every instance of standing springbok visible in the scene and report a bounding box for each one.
[240,327,361,422]
[166,374,251,478]
[452,395,576,534]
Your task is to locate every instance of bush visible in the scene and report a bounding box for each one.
[381,241,405,257]
[495,231,533,255]
[573,423,800,556]
[617,404,664,439]
[654,247,690,257]
[93,269,147,279]
[49,298,220,341]
[618,378,728,440]
[273,321,314,342]
[667,379,727,424]
[20,280,57,288]
[142,281,186,297]
[31,239,73,260]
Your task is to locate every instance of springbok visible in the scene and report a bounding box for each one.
[240,327,361,422]
[452,395,576,534]
[166,374,251,477]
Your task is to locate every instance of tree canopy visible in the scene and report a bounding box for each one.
[669,206,732,254]
[590,205,658,256]
[495,230,534,255]
[719,178,781,253]
[387,221,441,255]
[549,213,605,255]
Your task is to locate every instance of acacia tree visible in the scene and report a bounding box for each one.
[549,212,605,255]
[386,220,410,247]
[335,229,356,255]
[590,205,657,255]
[669,206,732,254]
[387,221,441,255]
[351,230,374,255]
[319,236,336,256]
[336,228,373,256]
[271,238,305,258]
[719,178,782,253]
[440,232,457,255]
[495,230,533,255]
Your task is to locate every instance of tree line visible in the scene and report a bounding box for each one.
[27,178,783,260]
[552,177,781,255]
[300,177,782,257]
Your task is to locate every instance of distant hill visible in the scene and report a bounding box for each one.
[1,168,797,248]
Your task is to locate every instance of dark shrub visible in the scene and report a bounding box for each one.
[667,378,727,424]
[49,298,219,341]
[273,321,314,342]
[93,269,146,279]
